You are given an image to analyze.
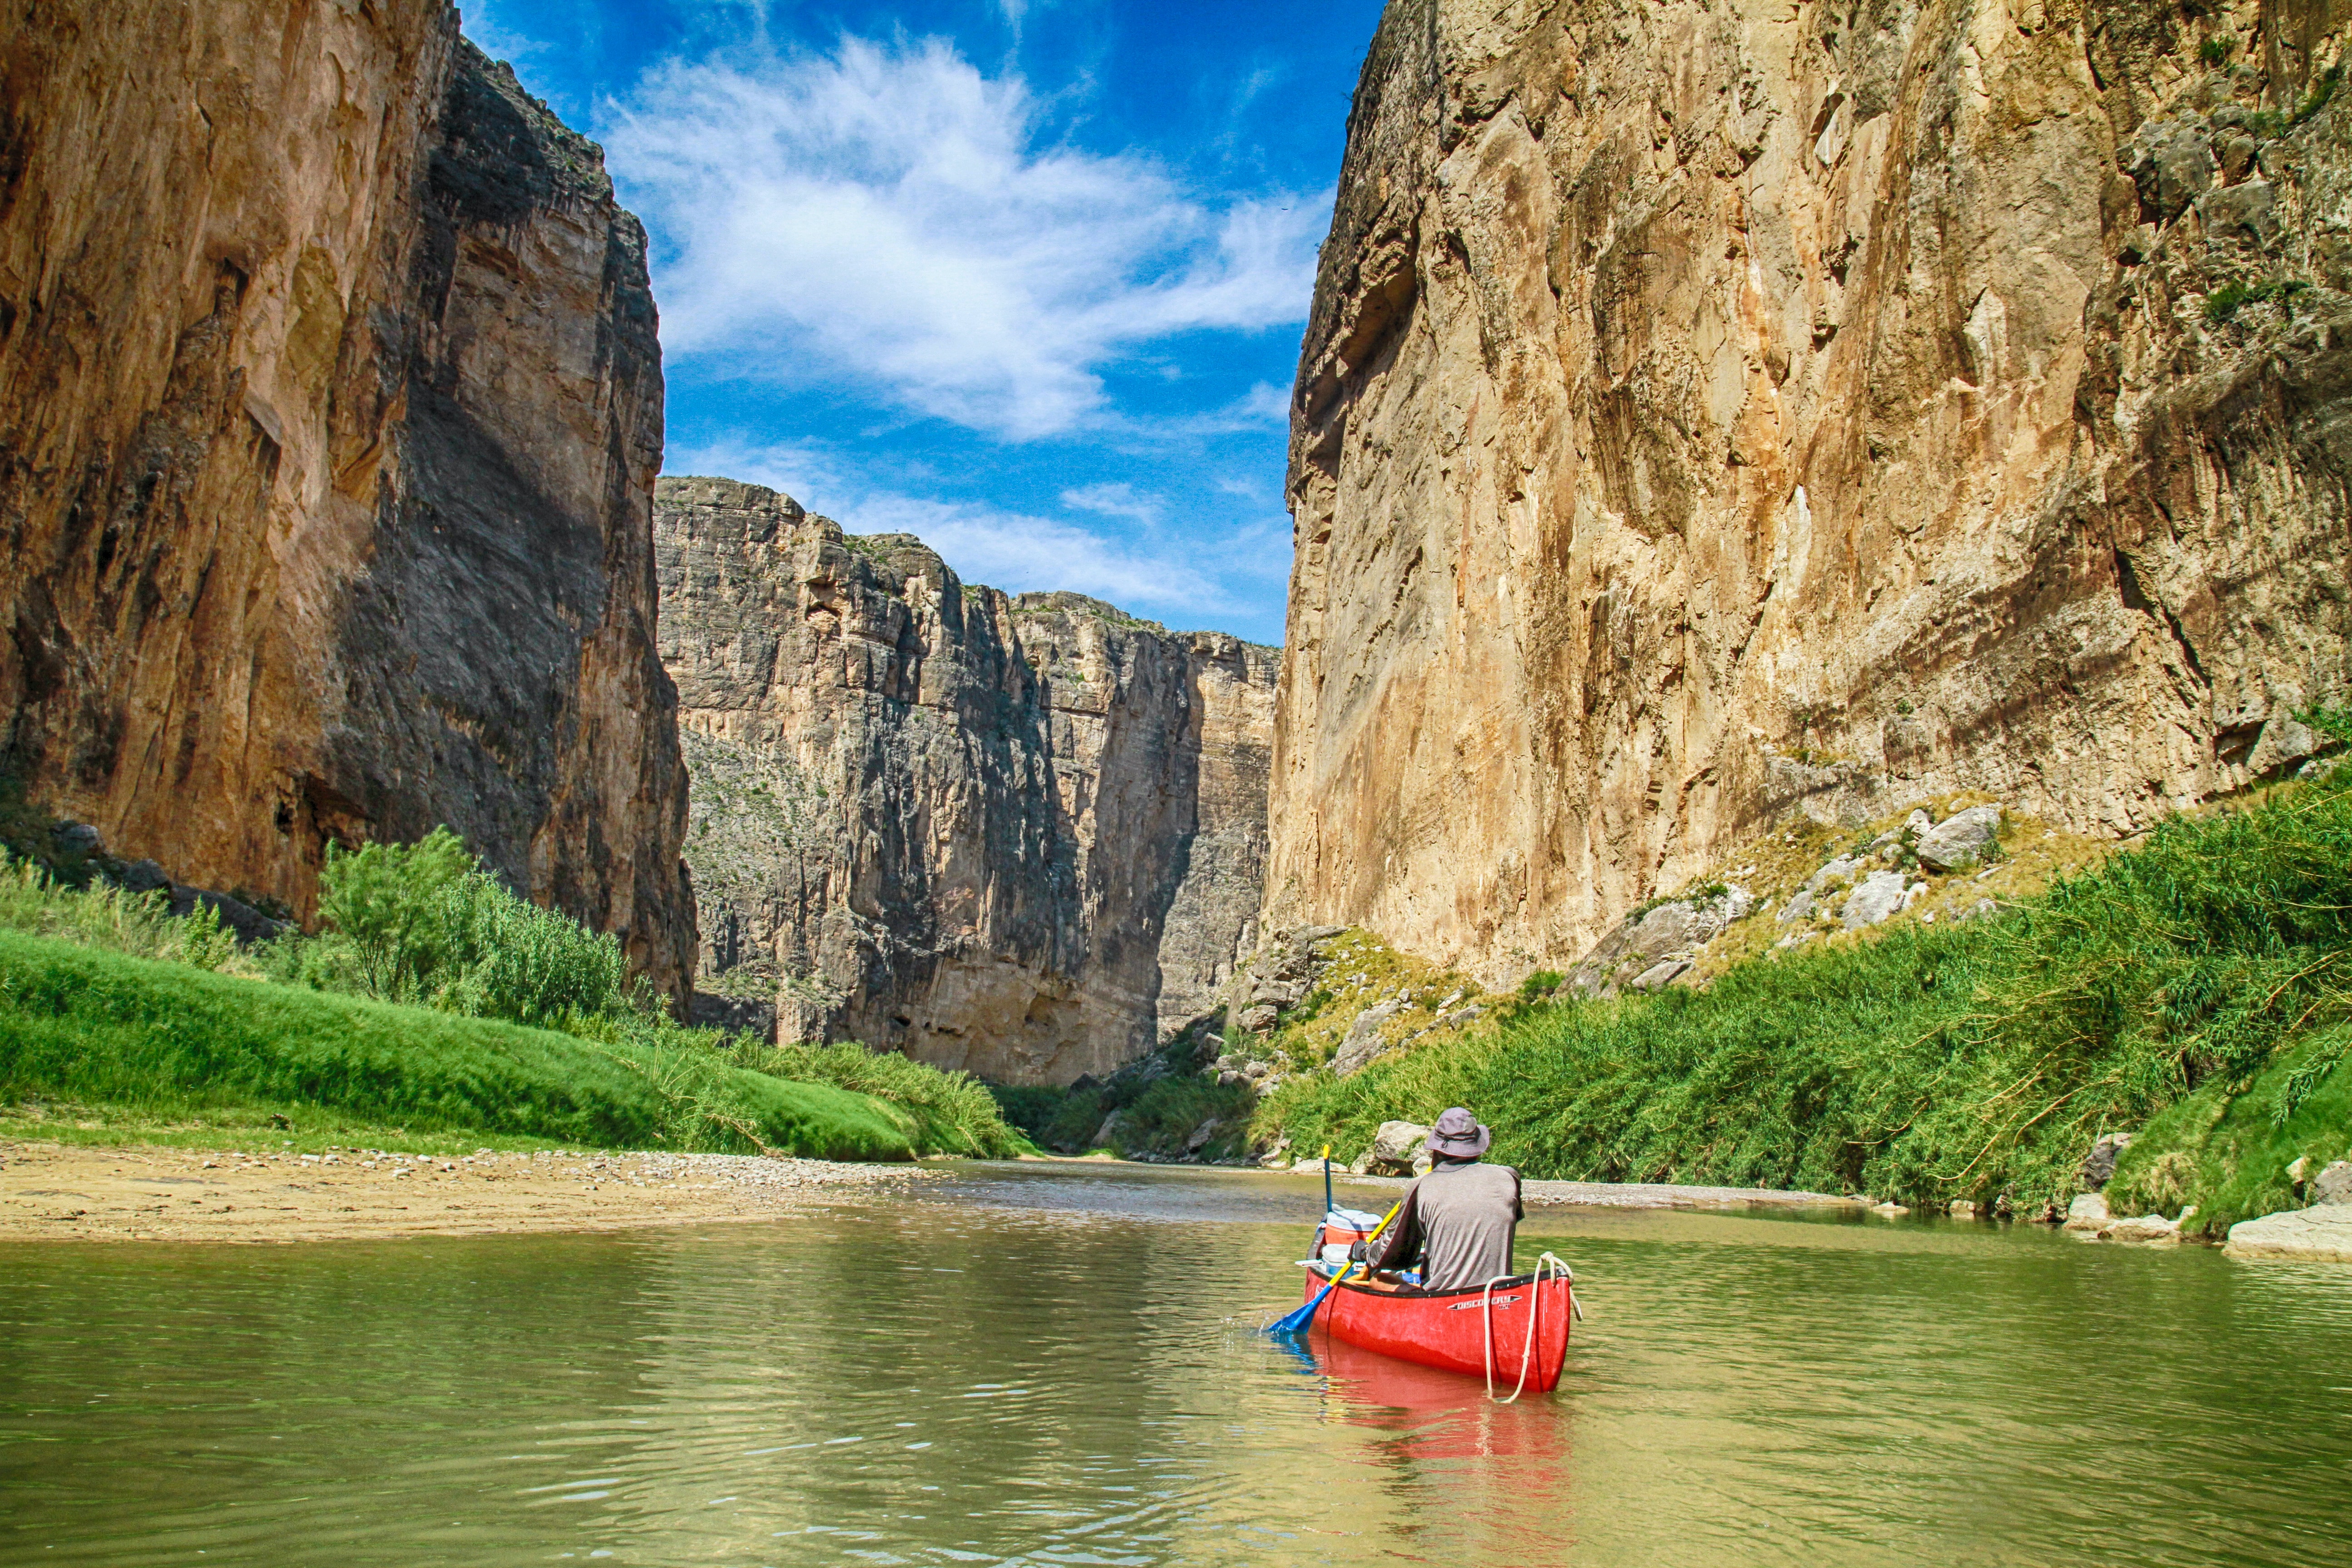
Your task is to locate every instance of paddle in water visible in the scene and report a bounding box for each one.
[1268,1196,1401,1337]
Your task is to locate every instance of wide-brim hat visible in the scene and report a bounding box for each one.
[1426,1107,1490,1158]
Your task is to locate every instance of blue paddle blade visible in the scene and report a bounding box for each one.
[1266,1267,1350,1336]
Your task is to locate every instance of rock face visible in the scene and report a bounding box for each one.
[1269,0,2352,983]
[0,5,694,995]
[655,477,1278,1084]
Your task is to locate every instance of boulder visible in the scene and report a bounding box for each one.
[1560,885,1755,996]
[1916,805,2003,872]
[2312,1160,2352,1208]
[173,885,288,946]
[2103,1212,2182,1244]
[1627,958,1691,992]
[686,990,780,1040]
[1331,999,1404,1077]
[2226,1202,2352,1262]
[1184,1118,1221,1154]
[1365,1120,1434,1176]
[1842,870,1910,928]
[1807,855,1863,895]
[1777,889,1817,924]
[2079,1132,2133,1189]
[1237,1003,1279,1034]
[50,821,102,857]
[2063,1192,2111,1231]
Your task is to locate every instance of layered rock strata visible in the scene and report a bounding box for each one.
[0,5,693,994]
[655,477,1278,1084]
[1271,0,2352,983]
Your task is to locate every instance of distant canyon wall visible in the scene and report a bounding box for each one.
[0,3,694,993]
[655,477,1278,1085]
[1270,0,2352,981]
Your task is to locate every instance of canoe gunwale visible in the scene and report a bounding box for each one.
[1296,1261,1574,1392]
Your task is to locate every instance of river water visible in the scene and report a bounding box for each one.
[4,1161,2348,1566]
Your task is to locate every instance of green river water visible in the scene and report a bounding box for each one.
[3,1161,2348,1566]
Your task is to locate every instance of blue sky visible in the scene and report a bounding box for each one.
[461,0,1387,644]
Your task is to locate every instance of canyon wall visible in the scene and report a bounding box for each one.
[0,4,693,993]
[1271,0,2352,981]
[656,477,1277,1085]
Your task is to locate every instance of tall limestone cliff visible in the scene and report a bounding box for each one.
[0,3,694,993]
[656,477,1277,1085]
[1272,0,2352,981]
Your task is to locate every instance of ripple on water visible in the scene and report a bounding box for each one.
[0,1170,2347,1566]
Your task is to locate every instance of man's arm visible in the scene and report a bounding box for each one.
[1368,1183,1422,1272]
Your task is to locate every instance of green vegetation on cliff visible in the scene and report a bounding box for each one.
[0,826,1025,1160]
[1262,762,2352,1236]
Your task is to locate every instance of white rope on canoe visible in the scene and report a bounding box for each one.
[1482,1252,1578,1403]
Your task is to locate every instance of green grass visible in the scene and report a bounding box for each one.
[2107,1022,2352,1230]
[0,822,1030,1162]
[0,931,917,1161]
[739,1040,1032,1158]
[1259,766,2352,1233]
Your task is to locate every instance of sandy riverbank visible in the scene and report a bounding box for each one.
[0,1140,941,1243]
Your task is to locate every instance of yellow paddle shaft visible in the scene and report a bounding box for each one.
[1326,1199,1402,1276]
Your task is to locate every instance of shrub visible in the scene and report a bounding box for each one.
[300,829,637,1026]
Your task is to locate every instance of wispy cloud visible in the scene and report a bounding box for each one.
[855,495,1227,612]
[666,438,1289,622]
[1059,482,1161,524]
[458,0,549,64]
[603,35,1323,441]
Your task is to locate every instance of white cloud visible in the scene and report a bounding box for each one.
[853,495,1229,612]
[663,438,852,513]
[1238,381,1290,421]
[666,440,1242,618]
[458,1,548,64]
[1059,482,1160,524]
[603,36,1323,440]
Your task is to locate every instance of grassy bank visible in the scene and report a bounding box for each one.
[1259,765,2352,1235]
[0,825,1028,1161]
[0,931,918,1159]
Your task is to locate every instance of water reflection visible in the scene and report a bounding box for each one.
[2,1164,2348,1566]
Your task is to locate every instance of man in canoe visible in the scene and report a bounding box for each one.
[1361,1107,1524,1290]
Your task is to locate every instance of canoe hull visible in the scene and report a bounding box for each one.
[1299,1269,1573,1392]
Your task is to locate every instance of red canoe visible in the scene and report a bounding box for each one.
[1296,1264,1575,1394]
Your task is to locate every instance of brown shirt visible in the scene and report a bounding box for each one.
[1372,1157,1524,1290]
